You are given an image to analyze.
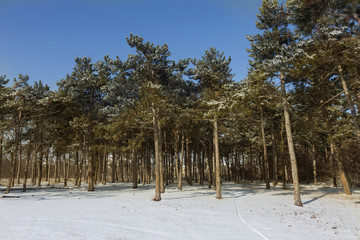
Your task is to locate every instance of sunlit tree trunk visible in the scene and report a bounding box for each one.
[158,127,165,193]
[22,146,31,192]
[177,132,185,190]
[213,118,222,199]
[324,111,351,195]
[260,105,270,189]
[152,103,161,201]
[338,64,360,142]
[132,150,138,189]
[280,72,302,206]
[272,126,278,186]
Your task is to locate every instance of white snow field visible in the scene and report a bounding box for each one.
[1,182,359,240]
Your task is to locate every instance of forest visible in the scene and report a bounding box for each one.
[0,0,359,208]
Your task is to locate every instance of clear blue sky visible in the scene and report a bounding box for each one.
[0,0,262,90]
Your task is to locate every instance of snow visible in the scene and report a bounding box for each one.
[1,182,359,240]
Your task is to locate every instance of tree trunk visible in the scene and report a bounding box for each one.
[272,126,278,186]
[309,146,317,185]
[206,144,212,188]
[280,72,302,206]
[46,151,51,186]
[324,111,351,195]
[88,147,95,191]
[37,142,43,187]
[63,154,68,187]
[6,152,15,194]
[178,132,185,190]
[185,137,192,185]
[174,130,179,180]
[260,105,270,189]
[22,146,32,192]
[16,139,22,185]
[102,147,107,185]
[152,104,161,201]
[326,146,337,187]
[158,127,165,193]
[112,152,116,183]
[338,64,360,142]
[132,150,138,189]
[213,118,222,199]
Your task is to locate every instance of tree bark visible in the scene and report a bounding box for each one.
[22,146,31,192]
[6,152,15,194]
[186,137,192,185]
[260,105,270,189]
[37,138,43,187]
[152,104,161,201]
[338,64,360,142]
[132,150,138,189]
[102,147,107,185]
[213,118,222,199]
[88,148,95,191]
[174,130,179,181]
[272,126,278,186]
[280,72,302,206]
[63,154,68,187]
[111,152,116,183]
[324,111,351,195]
[178,132,185,190]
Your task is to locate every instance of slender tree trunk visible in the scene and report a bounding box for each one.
[198,146,204,185]
[132,150,138,189]
[338,64,360,142]
[74,150,79,186]
[213,119,222,199]
[45,150,49,182]
[159,127,165,193]
[185,136,192,185]
[326,146,337,187]
[6,152,15,193]
[280,72,302,206]
[46,151,51,186]
[16,128,22,185]
[249,143,254,183]
[112,152,116,183]
[205,144,212,188]
[152,104,161,201]
[102,146,107,185]
[309,146,317,185]
[37,141,43,187]
[174,130,179,181]
[324,111,351,195]
[22,146,31,192]
[272,126,278,186]
[88,146,95,191]
[31,143,38,186]
[260,105,270,189]
[178,132,184,190]
[142,150,146,185]
[54,152,58,183]
[63,154,68,187]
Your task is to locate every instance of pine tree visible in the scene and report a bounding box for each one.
[189,47,234,199]
[247,0,304,206]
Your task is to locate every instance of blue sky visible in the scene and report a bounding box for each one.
[0,0,262,90]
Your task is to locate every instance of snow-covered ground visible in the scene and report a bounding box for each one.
[1,181,359,240]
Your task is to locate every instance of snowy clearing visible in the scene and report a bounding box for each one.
[1,182,359,240]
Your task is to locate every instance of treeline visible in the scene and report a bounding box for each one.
[0,0,359,205]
